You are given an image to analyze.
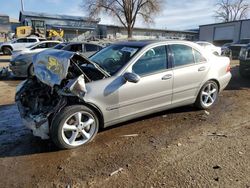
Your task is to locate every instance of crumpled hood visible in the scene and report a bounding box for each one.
[33,49,77,87]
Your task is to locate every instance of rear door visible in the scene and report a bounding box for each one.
[170,44,209,105]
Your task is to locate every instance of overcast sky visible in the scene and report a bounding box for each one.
[1,0,249,30]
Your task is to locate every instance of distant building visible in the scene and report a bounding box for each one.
[19,11,100,41]
[9,18,21,33]
[97,24,198,41]
[0,14,10,41]
[17,11,198,41]
[199,19,250,45]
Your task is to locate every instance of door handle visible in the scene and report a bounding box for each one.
[198,66,206,72]
[162,74,172,80]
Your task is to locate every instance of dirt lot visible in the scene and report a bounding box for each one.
[0,56,249,188]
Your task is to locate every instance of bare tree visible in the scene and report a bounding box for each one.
[81,0,162,38]
[215,0,249,22]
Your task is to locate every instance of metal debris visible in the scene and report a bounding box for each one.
[121,134,139,137]
[110,168,123,176]
[205,110,210,115]
[239,151,244,155]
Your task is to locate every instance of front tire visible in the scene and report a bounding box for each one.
[28,64,34,77]
[195,81,219,109]
[2,47,12,55]
[51,105,99,149]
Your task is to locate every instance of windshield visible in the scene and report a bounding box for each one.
[90,45,141,75]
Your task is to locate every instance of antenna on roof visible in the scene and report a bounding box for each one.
[21,0,25,11]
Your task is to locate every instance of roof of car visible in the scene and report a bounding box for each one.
[39,40,61,43]
[114,40,161,47]
[65,42,105,48]
[114,40,188,47]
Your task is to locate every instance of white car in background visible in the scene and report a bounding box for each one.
[196,41,222,56]
[11,40,61,59]
[0,37,46,55]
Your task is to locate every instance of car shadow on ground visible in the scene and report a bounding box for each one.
[0,59,10,63]
[226,66,250,90]
[0,103,201,158]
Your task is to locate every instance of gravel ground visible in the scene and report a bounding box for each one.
[0,56,249,188]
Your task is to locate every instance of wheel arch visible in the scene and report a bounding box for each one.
[208,78,220,91]
[196,78,221,99]
[1,45,13,51]
[83,102,104,129]
[27,63,34,77]
[64,98,105,129]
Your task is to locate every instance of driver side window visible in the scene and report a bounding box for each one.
[132,45,167,76]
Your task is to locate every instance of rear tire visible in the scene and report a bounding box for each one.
[2,47,12,55]
[51,105,99,149]
[195,80,219,109]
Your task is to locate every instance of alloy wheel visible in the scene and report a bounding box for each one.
[61,111,96,147]
[201,82,218,108]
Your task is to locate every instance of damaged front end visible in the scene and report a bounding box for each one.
[15,49,109,139]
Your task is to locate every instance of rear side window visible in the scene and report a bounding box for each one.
[170,44,195,67]
[16,38,27,43]
[132,45,167,76]
[32,43,46,49]
[193,49,207,63]
[47,42,58,48]
[39,38,46,42]
[85,44,99,52]
[54,43,67,49]
[69,44,82,52]
[27,38,37,42]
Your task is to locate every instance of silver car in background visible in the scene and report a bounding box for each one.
[61,42,104,57]
[196,41,222,56]
[16,40,231,149]
[9,41,62,77]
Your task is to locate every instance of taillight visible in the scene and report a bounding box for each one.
[226,64,231,72]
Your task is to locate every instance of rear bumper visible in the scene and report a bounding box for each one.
[218,72,232,92]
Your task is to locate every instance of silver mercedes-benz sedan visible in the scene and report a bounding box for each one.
[16,40,232,149]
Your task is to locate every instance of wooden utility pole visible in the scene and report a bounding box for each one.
[21,0,25,11]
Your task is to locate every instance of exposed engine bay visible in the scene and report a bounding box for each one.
[15,49,109,139]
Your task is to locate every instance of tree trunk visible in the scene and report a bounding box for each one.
[127,26,132,39]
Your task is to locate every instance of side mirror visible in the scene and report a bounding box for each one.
[123,72,140,83]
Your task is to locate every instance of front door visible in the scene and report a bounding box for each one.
[116,45,173,120]
[13,38,27,50]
